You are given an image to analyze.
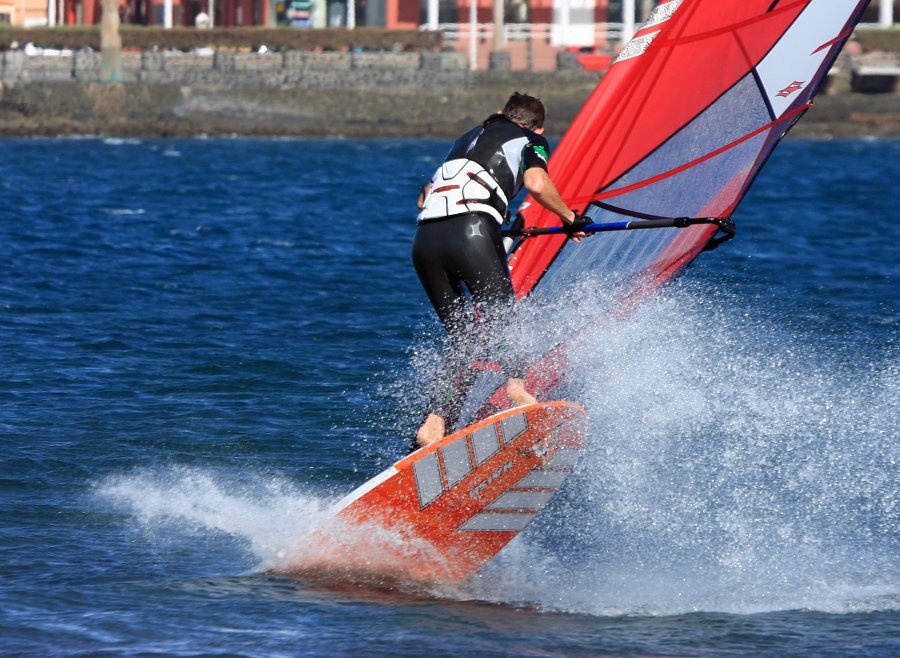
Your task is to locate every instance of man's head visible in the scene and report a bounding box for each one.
[502,92,546,132]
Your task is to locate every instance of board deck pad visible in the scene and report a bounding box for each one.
[290,401,586,584]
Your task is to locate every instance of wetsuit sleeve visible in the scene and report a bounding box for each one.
[522,135,550,172]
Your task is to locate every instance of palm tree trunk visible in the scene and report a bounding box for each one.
[493,0,504,52]
[100,0,122,83]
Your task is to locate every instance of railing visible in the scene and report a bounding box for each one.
[429,20,896,45]
[431,22,626,46]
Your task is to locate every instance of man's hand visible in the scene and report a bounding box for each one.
[565,212,591,242]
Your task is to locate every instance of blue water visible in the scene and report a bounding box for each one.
[1,137,897,657]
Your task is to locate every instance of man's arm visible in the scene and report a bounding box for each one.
[523,168,576,225]
[417,182,432,210]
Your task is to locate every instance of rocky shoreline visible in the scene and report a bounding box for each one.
[0,50,897,139]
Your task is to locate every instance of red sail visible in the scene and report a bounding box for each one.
[509,0,870,299]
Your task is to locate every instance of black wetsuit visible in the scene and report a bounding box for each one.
[412,114,551,425]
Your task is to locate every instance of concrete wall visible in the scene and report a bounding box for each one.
[0,49,473,88]
[0,49,897,139]
[5,47,898,92]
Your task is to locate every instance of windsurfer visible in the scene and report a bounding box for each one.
[412,92,588,446]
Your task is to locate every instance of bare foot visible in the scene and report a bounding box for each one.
[416,413,445,447]
[506,378,537,407]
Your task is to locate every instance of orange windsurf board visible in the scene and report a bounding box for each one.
[289,401,587,584]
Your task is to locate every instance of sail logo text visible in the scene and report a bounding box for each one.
[776,81,806,97]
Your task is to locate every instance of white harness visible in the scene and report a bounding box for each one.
[417,159,510,225]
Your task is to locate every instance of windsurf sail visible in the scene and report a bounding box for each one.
[458,0,871,426]
[510,0,870,300]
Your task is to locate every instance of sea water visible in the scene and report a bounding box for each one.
[0,137,896,656]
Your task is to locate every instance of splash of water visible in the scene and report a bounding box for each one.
[96,466,334,571]
[95,466,458,592]
[96,282,897,615]
[467,284,899,615]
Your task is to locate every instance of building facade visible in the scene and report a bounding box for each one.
[0,0,613,29]
[2,0,896,39]
[0,0,55,26]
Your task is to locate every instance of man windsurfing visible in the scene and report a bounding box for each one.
[412,92,587,446]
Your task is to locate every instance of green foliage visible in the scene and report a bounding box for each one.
[854,27,900,53]
[0,26,443,52]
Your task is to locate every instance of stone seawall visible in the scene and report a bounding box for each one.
[0,49,897,138]
[1,49,475,88]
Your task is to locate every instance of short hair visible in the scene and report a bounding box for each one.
[502,92,546,130]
